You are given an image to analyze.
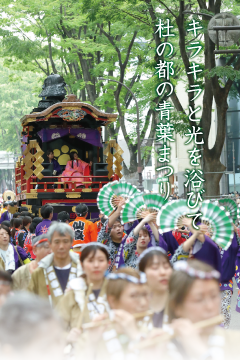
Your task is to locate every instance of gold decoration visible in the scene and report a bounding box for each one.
[3,190,15,202]
[61,145,69,153]
[86,151,88,159]
[9,206,18,214]
[23,140,44,180]
[103,140,123,179]
[54,189,65,193]
[16,156,22,168]
[70,149,78,153]
[53,149,61,157]
[25,205,32,213]
[69,135,75,138]
[30,189,38,193]
[81,188,92,192]
[58,154,70,165]
[72,206,76,212]
[26,193,38,199]
[66,193,81,199]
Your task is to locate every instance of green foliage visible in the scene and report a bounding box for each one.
[206,66,240,82]
[0,62,41,153]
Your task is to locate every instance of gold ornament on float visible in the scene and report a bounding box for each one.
[61,145,69,153]
[23,140,44,180]
[103,140,123,179]
[58,154,70,165]
[53,149,61,157]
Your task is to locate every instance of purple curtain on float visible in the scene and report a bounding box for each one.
[37,128,103,147]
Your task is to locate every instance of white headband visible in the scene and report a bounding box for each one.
[106,272,147,284]
[173,261,220,280]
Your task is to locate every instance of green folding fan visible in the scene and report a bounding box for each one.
[97,182,117,217]
[143,193,166,211]
[200,201,233,250]
[218,198,238,223]
[110,181,140,198]
[157,199,196,234]
[121,193,145,224]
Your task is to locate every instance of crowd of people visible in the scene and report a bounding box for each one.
[0,198,239,360]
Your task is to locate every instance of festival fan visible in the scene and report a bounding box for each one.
[121,193,167,223]
[218,198,238,223]
[143,193,166,211]
[97,182,117,217]
[97,181,140,217]
[200,201,233,250]
[121,193,145,224]
[110,181,140,198]
[157,199,196,233]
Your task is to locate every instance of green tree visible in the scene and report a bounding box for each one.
[0,63,41,153]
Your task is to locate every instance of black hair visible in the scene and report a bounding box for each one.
[70,151,78,161]
[76,203,88,217]
[80,244,109,263]
[46,149,54,156]
[57,211,70,223]
[29,217,43,234]
[22,216,32,228]
[1,221,10,228]
[0,270,13,285]
[11,218,23,238]
[113,217,122,225]
[13,212,21,219]
[20,211,33,218]
[40,205,53,219]
[138,249,170,273]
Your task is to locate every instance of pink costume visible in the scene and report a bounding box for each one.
[61,159,90,189]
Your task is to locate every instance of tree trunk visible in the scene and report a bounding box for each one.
[203,156,225,197]
[203,97,228,196]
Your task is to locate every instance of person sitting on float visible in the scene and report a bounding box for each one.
[46,150,61,175]
[61,151,92,189]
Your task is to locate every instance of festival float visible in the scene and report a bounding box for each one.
[15,74,123,219]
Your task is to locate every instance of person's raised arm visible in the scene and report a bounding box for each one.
[108,199,125,229]
[147,216,159,241]
[133,213,157,236]
[181,219,207,253]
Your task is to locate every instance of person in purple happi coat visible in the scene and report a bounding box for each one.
[35,205,53,236]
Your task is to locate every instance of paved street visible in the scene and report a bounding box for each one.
[230,278,240,330]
